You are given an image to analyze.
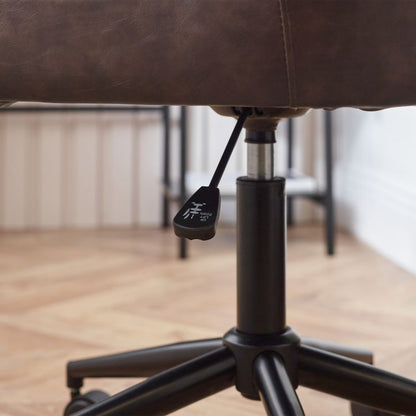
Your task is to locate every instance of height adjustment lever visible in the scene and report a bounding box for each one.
[173,108,251,240]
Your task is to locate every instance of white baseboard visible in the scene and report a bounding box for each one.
[336,164,416,275]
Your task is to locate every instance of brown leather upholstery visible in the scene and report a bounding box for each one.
[0,0,415,108]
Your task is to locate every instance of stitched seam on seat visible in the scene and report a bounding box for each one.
[277,0,293,106]
[284,0,297,104]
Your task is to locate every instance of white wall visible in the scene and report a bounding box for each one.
[0,104,176,229]
[3,103,413,275]
[334,107,416,275]
[0,105,317,230]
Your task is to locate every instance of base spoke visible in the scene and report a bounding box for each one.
[299,345,416,415]
[255,352,304,416]
[72,347,235,416]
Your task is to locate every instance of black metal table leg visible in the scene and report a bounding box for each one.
[298,345,416,415]
[179,106,188,259]
[72,347,235,416]
[254,352,305,416]
[67,338,222,388]
[286,118,294,227]
[324,111,335,255]
[162,106,171,228]
[302,338,373,364]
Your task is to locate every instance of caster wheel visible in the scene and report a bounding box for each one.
[351,402,399,416]
[64,390,110,415]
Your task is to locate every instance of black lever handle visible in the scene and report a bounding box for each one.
[173,186,220,240]
[173,108,251,241]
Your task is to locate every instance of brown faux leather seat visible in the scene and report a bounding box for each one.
[2,2,416,416]
[0,0,415,109]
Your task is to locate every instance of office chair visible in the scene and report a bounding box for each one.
[1,1,415,415]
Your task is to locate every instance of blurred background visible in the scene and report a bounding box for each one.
[1,105,415,416]
[0,105,415,273]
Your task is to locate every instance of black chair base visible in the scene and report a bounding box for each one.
[65,330,415,416]
[65,125,416,416]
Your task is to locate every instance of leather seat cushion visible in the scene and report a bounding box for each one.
[0,0,415,108]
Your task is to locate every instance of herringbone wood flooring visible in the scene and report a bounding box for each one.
[0,225,415,415]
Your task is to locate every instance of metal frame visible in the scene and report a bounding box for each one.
[286,111,335,255]
[1,103,188,252]
[166,109,335,259]
[179,107,188,258]
[160,106,189,258]
[0,105,167,114]
[1,104,172,230]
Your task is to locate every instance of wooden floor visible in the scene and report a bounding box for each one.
[0,225,415,416]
